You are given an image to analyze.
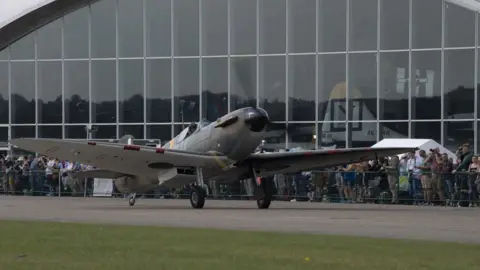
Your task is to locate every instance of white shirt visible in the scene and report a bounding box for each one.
[407,156,424,176]
[45,160,56,175]
[406,158,415,171]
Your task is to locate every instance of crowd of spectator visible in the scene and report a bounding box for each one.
[0,155,94,196]
[1,143,479,208]
[281,143,478,207]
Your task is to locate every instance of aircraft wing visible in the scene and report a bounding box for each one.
[70,169,128,179]
[246,147,416,177]
[9,138,232,177]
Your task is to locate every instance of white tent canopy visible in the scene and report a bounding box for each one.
[371,138,457,162]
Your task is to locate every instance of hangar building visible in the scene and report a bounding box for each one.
[0,0,479,153]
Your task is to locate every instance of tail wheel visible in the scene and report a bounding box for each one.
[128,197,135,206]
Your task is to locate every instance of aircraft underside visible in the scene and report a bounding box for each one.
[114,166,274,209]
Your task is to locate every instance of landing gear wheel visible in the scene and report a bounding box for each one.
[256,178,273,209]
[190,186,206,209]
[128,196,136,206]
[257,197,271,209]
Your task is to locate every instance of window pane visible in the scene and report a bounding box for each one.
[230,57,257,110]
[11,62,35,124]
[64,7,89,59]
[288,0,316,53]
[147,125,172,145]
[65,126,87,139]
[319,0,346,52]
[38,126,62,139]
[318,122,345,148]
[202,58,228,121]
[0,49,7,60]
[0,62,9,124]
[477,122,480,154]
[174,58,199,122]
[11,126,35,139]
[412,0,442,49]
[38,61,62,124]
[348,53,377,121]
[379,122,408,140]
[350,122,378,148]
[230,0,257,55]
[349,0,377,51]
[412,121,441,142]
[0,127,7,145]
[201,0,228,56]
[92,60,117,123]
[478,49,480,119]
[380,0,409,50]
[318,54,346,122]
[174,0,199,56]
[146,59,171,123]
[288,123,315,150]
[92,125,117,139]
[91,0,117,58]
[259,56,286,122]
[118,0,143,58]
[120,125,144,139]
[119,60,144,123]
[445,2,475,48]
[259,0,286,54]
[288,55,315,121]
[379,52,409,120]
[411,51,441,120]
[264,123,286,151]
[37,20,62,59]
[444,49,474,120]
[10,32,35,60]
[319,122,346,148]
[146,0,171,57]
[444,121,474,153]
[65,61,89,124]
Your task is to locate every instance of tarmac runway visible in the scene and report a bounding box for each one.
[0,196,479,244]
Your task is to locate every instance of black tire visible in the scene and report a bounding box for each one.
[257,178,273,209]
[257,197,271,209]
[190,186,206,209]
[128,197,135,206]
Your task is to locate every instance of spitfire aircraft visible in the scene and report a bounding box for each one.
[9,107,415,209]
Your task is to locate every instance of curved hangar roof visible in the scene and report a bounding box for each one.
[0,0,100,52]
[0,0,480,52]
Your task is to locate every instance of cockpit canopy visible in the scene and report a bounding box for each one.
[175,119,212,143]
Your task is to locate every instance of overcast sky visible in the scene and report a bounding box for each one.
[0,0,50,28]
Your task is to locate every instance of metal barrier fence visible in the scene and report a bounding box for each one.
[1,169,479,207]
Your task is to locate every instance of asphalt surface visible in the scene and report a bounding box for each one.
[0,196,479,244]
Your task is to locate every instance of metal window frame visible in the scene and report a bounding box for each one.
[345,0,350,147]
[170,0,175,138]
[143,0,147,139]
[476,11,479,154]
[441,0,446,146]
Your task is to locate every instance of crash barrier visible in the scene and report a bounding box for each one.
[1,170,479,207]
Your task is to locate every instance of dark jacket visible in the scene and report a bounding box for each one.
[456,151,473,172]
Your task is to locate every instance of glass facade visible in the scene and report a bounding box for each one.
[0,0,479,153]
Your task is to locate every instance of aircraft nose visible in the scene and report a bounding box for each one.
[244,107,269,132]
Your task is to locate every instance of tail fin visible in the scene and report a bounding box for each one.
[118,134,135,145]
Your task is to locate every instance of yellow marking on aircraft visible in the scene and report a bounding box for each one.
[169,139,174,149]
[212,152,228,170]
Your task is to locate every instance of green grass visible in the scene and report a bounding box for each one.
[0,221,479,270]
